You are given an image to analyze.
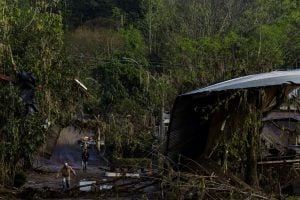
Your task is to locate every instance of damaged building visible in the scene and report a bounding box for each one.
[262,110,300,158]
[166,70,300,192]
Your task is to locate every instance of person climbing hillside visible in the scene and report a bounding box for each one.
[81,148,89,172]
[56,162,76,189]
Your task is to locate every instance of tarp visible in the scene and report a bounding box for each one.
[17,70,38,114]
[166,70,300,162]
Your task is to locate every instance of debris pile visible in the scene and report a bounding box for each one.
[160,158,273,200]
[16,157,276,199]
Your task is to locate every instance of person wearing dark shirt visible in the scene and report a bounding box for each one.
[81,149,89,171]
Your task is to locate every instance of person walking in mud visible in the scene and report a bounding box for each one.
[56,162,76,189]
[82,148,89,172]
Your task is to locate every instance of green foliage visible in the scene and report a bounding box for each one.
[118,27,147,63]
[92,61,144,110]
[85,60,156,158]
[148,74,177,108]
[210,91,262,184]
[106,113,153,158]
[0,0,72,186]
[61,0,300,77]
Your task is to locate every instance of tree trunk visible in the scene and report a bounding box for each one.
[245,128,259,187]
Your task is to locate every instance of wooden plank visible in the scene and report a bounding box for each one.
[258,159,300,165]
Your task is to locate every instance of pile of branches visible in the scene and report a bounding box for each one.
[160,170,272,199]
[159,157,276,200]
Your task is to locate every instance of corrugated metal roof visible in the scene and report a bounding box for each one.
[183,70,300,96]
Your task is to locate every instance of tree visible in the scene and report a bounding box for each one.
[0,0,69,186]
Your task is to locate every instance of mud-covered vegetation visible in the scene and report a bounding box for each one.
[0,0,300,198]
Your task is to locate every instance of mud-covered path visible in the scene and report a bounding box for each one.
[23,127,107,194]
[17,127,157,200]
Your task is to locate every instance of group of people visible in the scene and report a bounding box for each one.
[56,148,90,189]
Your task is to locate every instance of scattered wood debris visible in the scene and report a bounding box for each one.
[17,157,278,199]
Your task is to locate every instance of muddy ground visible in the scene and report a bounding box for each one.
[18,127,105,199]
[12,127,150,199]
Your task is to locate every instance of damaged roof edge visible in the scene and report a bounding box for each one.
[182,70,300,96]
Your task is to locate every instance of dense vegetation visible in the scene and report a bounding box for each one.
[0,0,300,188]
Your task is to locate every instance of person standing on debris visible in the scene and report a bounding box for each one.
[82,148,90,171]
[56,162,76,189]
